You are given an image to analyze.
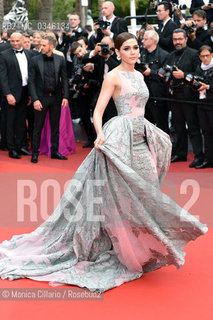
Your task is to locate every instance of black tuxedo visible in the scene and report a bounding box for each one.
[157,19,177,52]
[0,48,33,152]
[0,48,33,102]
[29,53,69,155]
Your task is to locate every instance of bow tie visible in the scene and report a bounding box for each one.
[14,49,24,54]
[44,55,54,61]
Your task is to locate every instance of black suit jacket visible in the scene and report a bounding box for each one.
[157,19,177,52]
[110,16,128,40]
[0,48,33,103]
[29,53,69,103]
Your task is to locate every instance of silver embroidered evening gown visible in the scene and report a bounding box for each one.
[0,70,208,292]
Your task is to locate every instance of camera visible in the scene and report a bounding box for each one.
[185,73,210,90]
[70,63,99,100]
[96,19,111,30]
[158,64,178,83]
[69,63,86,100]
[182,22,196,35]
[136,61,148,73]
[99,43,111,55]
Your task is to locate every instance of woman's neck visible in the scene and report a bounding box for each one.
[117,62,135,73]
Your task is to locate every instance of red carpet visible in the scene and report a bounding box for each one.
[0,144,212,320]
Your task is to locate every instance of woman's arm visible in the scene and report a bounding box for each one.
[93,71,118,149]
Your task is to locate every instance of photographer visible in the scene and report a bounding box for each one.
[181,10,211,50]
[190,0,213,24]
[192,45,213,168]
[70,42,96,148]
[138,30,169,133]
[88,36,120,124]
[165,29,204,167]
[95,1,128,43]
[155,1,178,52]
[57,13,88,78]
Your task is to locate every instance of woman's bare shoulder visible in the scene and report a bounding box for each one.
[104,68,120,83]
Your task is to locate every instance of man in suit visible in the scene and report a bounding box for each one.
[97,1,128,42]
[0,32,33,159]
[29,36,69,163]
[165,29,204,167]
[156,1,177,52]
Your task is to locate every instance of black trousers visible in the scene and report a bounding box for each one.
[197,105,213,162]
[145,98,169,134]
[171,92,203,158]
[79,93,95,142]
[32,95,61,154]
[6,87,28,151]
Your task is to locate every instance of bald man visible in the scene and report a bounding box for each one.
[0,32,33,158]
[98,1,128,41]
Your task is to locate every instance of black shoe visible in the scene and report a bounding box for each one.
[171,155,187,163]
[195,160,213,169]
[189,157,204,168]
[19,147,32,155]
[9,150,21,159]
[82,141,94,148]
[31,154,38,163]
[51,152,68,160]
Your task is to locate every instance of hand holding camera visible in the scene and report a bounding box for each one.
[95,19,111,36]
[95,42,114,58]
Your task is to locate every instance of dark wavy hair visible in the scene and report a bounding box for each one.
[114,32,137,50]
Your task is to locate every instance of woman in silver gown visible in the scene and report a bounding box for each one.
[0,33,208,292]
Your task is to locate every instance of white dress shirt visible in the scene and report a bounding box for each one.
[15,49,28,86]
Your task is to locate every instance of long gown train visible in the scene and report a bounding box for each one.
[0,70,207,292]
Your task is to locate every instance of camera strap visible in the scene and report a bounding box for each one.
[173,50,186,68]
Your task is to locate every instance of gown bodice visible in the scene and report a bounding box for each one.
[115,70,149,119]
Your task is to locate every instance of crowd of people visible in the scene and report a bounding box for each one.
[0,0,213,168]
